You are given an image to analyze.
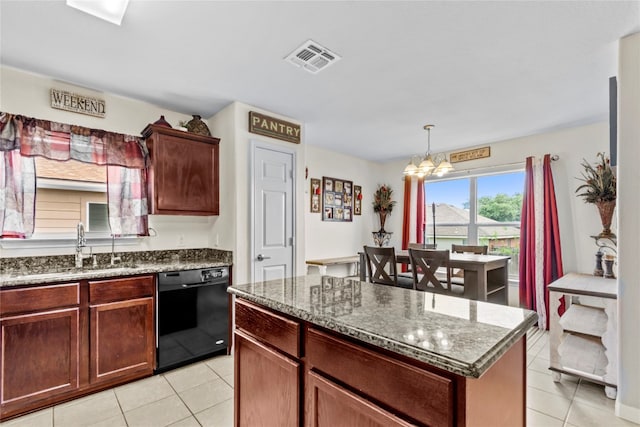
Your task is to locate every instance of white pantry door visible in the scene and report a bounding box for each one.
[251,143,295,281]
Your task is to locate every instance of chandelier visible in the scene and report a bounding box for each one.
[403,124,454,178]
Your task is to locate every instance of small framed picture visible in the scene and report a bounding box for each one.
[323,207,333,220]
[334,180,343,193]
[344,182,352,195]
[310,178,321,213]
[325,179,333,192]
[354,185,362,215]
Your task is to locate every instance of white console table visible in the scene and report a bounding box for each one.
[548,273,617,399]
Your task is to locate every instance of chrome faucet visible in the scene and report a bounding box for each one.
[110,234,121,266]
[75,222,91,268]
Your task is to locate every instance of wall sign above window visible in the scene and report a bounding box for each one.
[50,89,106,118]
[450,147,490,163]
[249,111,300,144]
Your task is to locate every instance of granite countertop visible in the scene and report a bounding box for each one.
[0,261,230,287]
[0,248,232,288]
[228,275,538,378]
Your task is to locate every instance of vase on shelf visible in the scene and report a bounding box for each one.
[595,200,616,238]
[593,251,604,277]
[185,115,211,136]
[153,115,172,128]
[378,210,388,233]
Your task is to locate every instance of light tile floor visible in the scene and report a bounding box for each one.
[2,332,639,427]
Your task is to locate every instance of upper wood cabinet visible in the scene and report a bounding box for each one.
[142,124,220,216]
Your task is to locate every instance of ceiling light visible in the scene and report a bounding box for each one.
[66,0,130,25]
[403,124,454,179]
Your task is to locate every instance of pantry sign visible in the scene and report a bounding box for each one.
[249,111,300,144]
[50,89,106,118]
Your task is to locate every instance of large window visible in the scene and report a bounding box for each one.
[425,170,524,278]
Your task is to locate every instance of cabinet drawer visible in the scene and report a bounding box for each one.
[306,327,454,427]
[89,275,154,304]
[235,299,301,358]
[0,283,80,316]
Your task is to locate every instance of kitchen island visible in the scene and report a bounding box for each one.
[228,275,537,427]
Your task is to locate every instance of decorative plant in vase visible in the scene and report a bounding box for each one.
[575,152,617,238]
[372,184,396,232]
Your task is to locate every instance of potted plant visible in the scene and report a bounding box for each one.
[372,184,396,232]
[575,152,617,237]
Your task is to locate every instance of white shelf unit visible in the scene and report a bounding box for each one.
[548,273,617,399]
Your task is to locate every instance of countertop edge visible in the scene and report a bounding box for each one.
[1,262,232,287]
[228,286,537,378]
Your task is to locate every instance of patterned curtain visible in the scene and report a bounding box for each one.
[107,166,149,237]
[519,154,564,330]
[0,150,36,238]
[0,112,148,237]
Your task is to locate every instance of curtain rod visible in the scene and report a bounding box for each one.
[425,154,559,179]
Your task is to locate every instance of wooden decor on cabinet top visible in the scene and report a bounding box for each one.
[142,124,220,216]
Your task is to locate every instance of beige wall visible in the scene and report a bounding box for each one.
[0,66,213,257]
[209,101,305,285]
[383,122,609,275]
[616,31,640,423]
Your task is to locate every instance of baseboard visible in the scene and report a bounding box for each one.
[616,400,640,424]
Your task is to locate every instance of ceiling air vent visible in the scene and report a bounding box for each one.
[285,39,341,74]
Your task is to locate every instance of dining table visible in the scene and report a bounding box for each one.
[359,250,511,304]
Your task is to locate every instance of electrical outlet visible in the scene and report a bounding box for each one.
[178,234,185,247]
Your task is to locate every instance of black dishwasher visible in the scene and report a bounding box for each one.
[155,267,229,373]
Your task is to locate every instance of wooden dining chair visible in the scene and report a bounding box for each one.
[408,243,437,250]
[450,244,488,285]
[408,248,461,295]
[400,243,438,278]
[451,244,488,255]
[363,246,414,289]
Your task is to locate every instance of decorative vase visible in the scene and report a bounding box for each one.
[593,251,604,277]
[185,115,211,136]
[595,200,616,238]
[378,210,388,233]
[153,115,172,128]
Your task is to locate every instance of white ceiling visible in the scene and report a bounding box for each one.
[1,1,639,162]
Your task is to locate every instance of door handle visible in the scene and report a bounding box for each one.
[257,254,271,261]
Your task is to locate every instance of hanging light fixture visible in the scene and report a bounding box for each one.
[403,124,454,178]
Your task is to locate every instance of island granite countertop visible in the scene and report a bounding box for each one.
[228,275,537,378]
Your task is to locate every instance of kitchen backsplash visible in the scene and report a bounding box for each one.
[0,248,232,275]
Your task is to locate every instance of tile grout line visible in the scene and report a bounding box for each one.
[160,371,204,427]
[111,387,130,427]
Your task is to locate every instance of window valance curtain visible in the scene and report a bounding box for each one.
[0,112,149,238]
[0,112,146,168]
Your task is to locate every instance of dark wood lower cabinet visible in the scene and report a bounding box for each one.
[90,297,154,384]
[234,298,526,427]
[0,308,80,411]
[305,370,416,427]
[234,330,299,427]
[0,275,156,421]
[89,276,155,385]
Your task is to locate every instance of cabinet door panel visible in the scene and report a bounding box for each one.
[90,297,154,384]
[1,308,80,406]
[234,330,299,427]
[155,134,218,214]
[305,370,416,427]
